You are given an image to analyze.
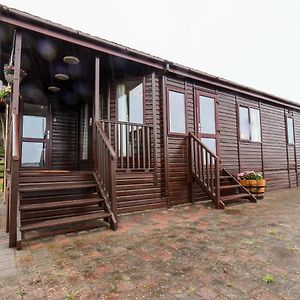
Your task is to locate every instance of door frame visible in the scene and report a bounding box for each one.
[19,101,52,170]
[194,89,220,157]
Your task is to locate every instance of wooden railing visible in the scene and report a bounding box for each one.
[94,121,118,225]
[99,119,153,171]
[188,132,222,209]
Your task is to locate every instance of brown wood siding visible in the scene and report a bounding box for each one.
[218,91,240,173]
[52,103,78,170]
[114,74,168,212]
[112,73,299,212]
[294,110,300,186]
[260,102,289,190]
[165,78,197,206]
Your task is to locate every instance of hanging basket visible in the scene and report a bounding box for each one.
[0,96,11,105]
[4,71,26,84]
[4,64,26,84]
[4,73,14,84]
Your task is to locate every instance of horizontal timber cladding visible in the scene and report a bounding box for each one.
[52,102,78,170]
[217,91,240,174]
[114,74,168,212]
[116,172,166,214]
[114,71,300,212]
[260,102,290,189]
[164,77,208,205]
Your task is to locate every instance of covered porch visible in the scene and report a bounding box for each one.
[1,23,157,248]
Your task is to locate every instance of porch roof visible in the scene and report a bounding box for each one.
[1,4,300,110]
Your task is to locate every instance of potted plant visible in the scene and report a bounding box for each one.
[4,64,26,84]
[237,171,266,199]
[0,84,12,105]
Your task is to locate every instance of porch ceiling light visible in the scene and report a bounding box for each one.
[55,73,69,80]
[63,56,80,64]
[48,86,61,92]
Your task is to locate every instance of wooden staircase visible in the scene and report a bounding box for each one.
[18,171,117,246]
[219,169,257,207]
[189,133,257,209]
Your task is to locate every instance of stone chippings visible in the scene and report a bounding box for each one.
[0,187,299,299]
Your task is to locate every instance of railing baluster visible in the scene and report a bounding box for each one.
[126,124,129,170]
[200,145,204,182]
[210,155,214,194]
[131,125,135,169]
[206,150,209,187]
[142,126,146,169]
[120,123,123,169]
[137,126,140,169]
[147,126,151,169]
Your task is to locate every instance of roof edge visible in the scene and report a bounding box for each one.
[1,4,300,110]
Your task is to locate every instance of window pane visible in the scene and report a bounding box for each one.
[21,142,46,167]
[200,96,215,134]
[129,83,143,124]
[169,91,186,133]
[201,138,216,154]
[117,84,128,122]
[239,107,250,140]
[117,81,144,124]
[23,104,47,138]
[250,108,261,142]
[80,104,89,160]
[287,117,295,144]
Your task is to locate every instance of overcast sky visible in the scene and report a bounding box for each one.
[1,0,300,102]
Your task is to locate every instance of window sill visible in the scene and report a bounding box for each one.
[240,139,262,145]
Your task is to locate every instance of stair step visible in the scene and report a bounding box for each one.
[20,212,110,232]
[20,182,97,192]
[220,184,241,190]
[221,193,250,203]
[21,193,99,204]
[20,198,103,211]
[220,175,232,180]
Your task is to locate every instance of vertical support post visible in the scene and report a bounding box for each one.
[93,56,100,168]
[94,57,100,122]
[162,75,170,207]
[151,72,158,185]
[188,133,194,203]
[215,158,221,209]
[9,31,22,248]
[235,96,241,173]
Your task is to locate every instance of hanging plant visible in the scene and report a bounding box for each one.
[0,85,12,105]
[4,64,26,84]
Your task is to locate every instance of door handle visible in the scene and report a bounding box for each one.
[46,130,50,140]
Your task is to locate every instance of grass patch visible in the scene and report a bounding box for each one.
[64,290,79,300]
[287,246,300,253]
[263,274,276,284]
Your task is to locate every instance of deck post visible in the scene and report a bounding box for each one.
[93,56,100,172]
[9,31,22,248]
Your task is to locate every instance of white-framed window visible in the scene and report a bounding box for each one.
[239,106,261,142]
[287,117,295,144]
[168,90,186,134]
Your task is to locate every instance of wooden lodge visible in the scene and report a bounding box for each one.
[1,5,299,249]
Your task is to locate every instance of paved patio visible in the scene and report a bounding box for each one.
[0,188,300,300]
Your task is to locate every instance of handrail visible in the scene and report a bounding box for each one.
[188,132,221,209]
[94,121,118,223]
[12,114,19,161]
[99,118,154,171]
[100,119,153,128]
[95,121,116,159]
[189,133,219,160]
